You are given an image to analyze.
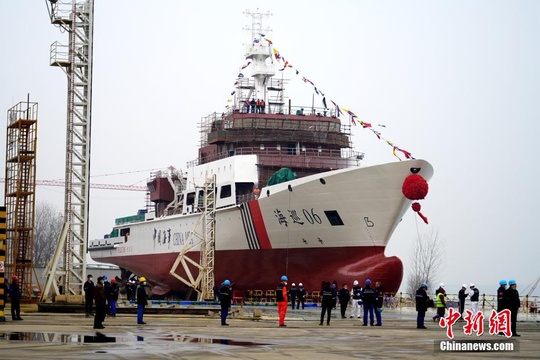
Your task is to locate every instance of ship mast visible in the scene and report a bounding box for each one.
[243,9,274,102]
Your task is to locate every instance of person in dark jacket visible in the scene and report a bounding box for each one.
[108,278,119,316]
[103,274,111,315]
[361,279,376,326]
[289,283,298,309]
[375,281,384,326]
[296,283,306,310]
[319,282,337,325]
[136,277,148,325]
[497,280,507,312]
[338,284,350,319]
[219,280,232,326]
[83,274,94,317]
[93,276,106,329]
[458,284,468,319]
[9,275,23,320]
[506,279,520,337]
[415,283,429,329]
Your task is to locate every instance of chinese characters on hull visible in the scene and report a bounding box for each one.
[153,228,192,250]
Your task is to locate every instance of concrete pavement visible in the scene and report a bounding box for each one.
[0,306,538,359]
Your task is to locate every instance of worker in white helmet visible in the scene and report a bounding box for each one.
[289,283,298,309]
[296,283,306,309]
[350,280,363,319]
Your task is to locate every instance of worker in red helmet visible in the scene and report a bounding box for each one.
[9,275,23,320]
[108,278,119,316]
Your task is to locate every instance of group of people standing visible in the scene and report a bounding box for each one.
[271,277,385,327]
[83,274,148,329]
[287,283,307,310]
[416,280,521,337]
[245,98,266,113]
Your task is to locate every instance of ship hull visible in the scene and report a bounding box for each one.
[94,246,403,296]
[90,159,433,295]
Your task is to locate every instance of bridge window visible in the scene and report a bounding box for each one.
[220,184,232,199]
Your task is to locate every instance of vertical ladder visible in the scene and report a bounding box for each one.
[4,100,38,299]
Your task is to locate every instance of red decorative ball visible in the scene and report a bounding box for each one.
[411,202,421,212]
[402,174,429,200]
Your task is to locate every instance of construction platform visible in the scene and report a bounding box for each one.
[0,305,539,359]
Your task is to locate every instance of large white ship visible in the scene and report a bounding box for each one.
[89,12,433,296]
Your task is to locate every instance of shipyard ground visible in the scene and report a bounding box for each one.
[0,305,539,359]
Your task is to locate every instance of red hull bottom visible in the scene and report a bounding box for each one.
[98,246,403,295]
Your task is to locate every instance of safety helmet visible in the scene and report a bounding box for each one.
[439,283,445,288]
[353,280,359,286]
[462,284,467,288]
[291,283,296,287]
[12,275,19,281]
[508,279,516,286]
[223,279,231,286]
[102,274,108,280]
[499,280,507,286]
[365,279,371,285]
[470,283,475,288]
[281,275,288,281]
[111,278,116,283]
[299,283,303,287]
[422,283,428,289]
[139,276,146,282]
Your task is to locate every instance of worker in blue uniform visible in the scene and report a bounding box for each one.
[415,283,429,329]
[361,279,376,326]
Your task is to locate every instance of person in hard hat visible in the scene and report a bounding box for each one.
[108,278,119,317]
[349,280,362,319]
[83,274,95,317]
[361,279,376,326]
[469,283,480,315]
[497,280,508,313]
[276,275,288,326]
[434,286,446,323]
[219,280,232,326]
[415,283,430,329]
[9,275,23,321]
[102,274,111,315]
[496,280,508,336]
[289,283,298,309]
[296,283,306,310]
[458,284,468,319]
[433,283,446,322]
[136,277,148,325]
[93,276,106,329]
[506,280,520,337]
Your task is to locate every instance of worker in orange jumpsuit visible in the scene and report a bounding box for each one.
[276,275,288,326]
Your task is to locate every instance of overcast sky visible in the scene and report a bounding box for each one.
[1,1,539,296]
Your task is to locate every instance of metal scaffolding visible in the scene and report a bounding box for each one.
[169,175,216,301]
[42,0,94,301]
[4,100,38,298]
